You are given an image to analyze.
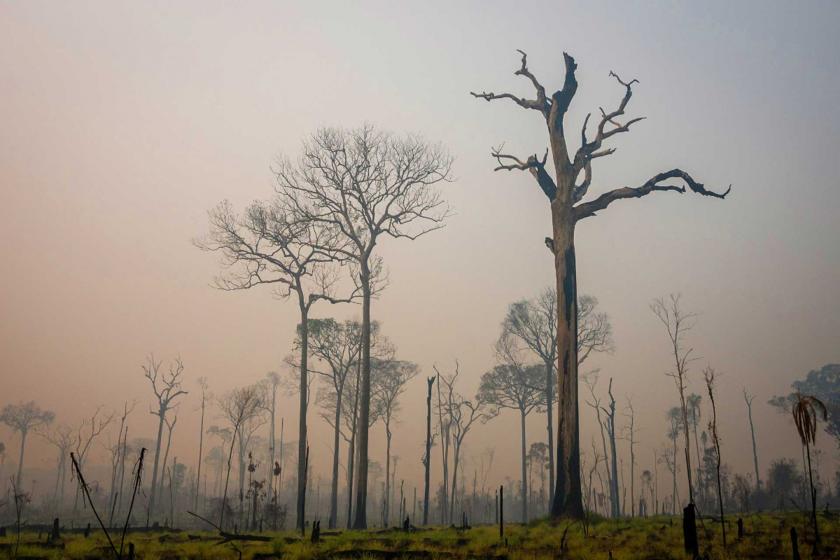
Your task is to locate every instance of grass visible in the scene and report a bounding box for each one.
[1,511,838,559]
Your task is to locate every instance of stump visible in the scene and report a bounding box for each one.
[682,504,698,557]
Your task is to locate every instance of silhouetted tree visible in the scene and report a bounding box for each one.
[0,401,54,490]
[195,377,210,513]
[274,126,453,528]
[472,50,728,518]
[704,367,726,548]
[142,355,186,523]
[198,195,358,532]
[743,388,761,490]
[479,352,544,522]
[772,364,840,450]
[792,394,827,546]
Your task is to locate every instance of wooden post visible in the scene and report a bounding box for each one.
[499,485,504,541]
[737,517,744,540]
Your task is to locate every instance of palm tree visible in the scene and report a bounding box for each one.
[792,394,827,547]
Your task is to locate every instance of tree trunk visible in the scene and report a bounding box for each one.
[296,301,310,532]
[352,265,372,529]
[148,412,165,525]
[544,358,555,511]
[550,210,583,518]
[423,376,434,525]
[196,394,205,513]
[746,398,760,489]
[328,388,343,529]
[15,430,27,491]
[268,382,276,502]
[450,443,460,523]
[384,425,392,526]
[519,409,528,523]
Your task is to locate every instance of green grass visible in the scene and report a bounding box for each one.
[1,512,838,559]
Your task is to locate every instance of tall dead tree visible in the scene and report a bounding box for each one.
[472,50,728,518]
[743,388,761,490]
[623,398,638,517]
[602,379,620,518]
[194,377,209,513]
[422,375,435,525]
[652,295,697,507]
[703,367,726,549]
[275,126,453,529]
[142,355,186,524]
[198,197,357,532]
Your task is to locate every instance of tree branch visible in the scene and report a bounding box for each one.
[574,169,731,221]
[470,50,550,116]
[490,145,557,200]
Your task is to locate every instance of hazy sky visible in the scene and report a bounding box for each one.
[2,1,839,496]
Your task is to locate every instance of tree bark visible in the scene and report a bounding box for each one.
[352,265,372,529]
[328,387,343,529]
[423,376,434,525]
[148,412,165,524]
[544,358,555,511]
[519,409,528,523]
[296,301,310,532]
[551,210,582,518]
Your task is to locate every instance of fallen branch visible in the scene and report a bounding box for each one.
[186,510,271,544]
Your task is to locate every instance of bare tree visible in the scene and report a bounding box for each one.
[583,371,614,516]
[501,288,612,509]
[309,318,361,528]
[190,378,210,514]
[106,401,135,524]
[652,294,697,506]
[422,375,436,526]
[665,407,682,513]
[472,50,728,518]
[703,367,726,549]
[623,398,638,517]
[197,195,358,532]
[436,361,496,523]
[142,355,187,523]
[0,402,54,491]
[216,384,264,531]
[275,126,453,528]
[686,393,703,502]
[743,388,761,490]
[601,379,620,518]
[479,348,544,522]
[374,359,418,526]
[40,424,73,508]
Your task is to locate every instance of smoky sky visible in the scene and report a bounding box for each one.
[1,1,839,495]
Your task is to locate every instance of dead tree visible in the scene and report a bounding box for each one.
[479,339,544,523]
[703,367,726,549]
[40,424,73,509]
[374,359,418,527]
[583,372,613,516]
[501,289,612,511]
[472,50,728,518]
[423,375,435,525]
[436,361,496,522]
[652,295,698,506]
[743,388,761,490]
[197,196,358,532]
[107,401,135,524]
[194,377,210,513]
[601,379,620,518]
[159,414,177,510]
[0,401,54,490]
[142,355,186,523]
[274,126,453,529]
[623,398,638,517]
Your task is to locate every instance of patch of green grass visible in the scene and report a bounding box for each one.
[0,512,837,559]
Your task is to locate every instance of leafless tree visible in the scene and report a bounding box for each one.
[308,318,361,528]
[216,384,264,531]
[703,367,726,549]
[422,375,436,526]
[664,407,682,513]
[142,354,187,523]
[652,294,697,506]
[623,398,638,517]
[274,126,453,528]
[435,361,496,523]
[0,401,54,491]
[191,378,210,514]
[600,379,620,518]
[197,193,359,532]
[479,339,544,523]
[40,424,73,508]
[106,400,135,524]
[501,288,612,510]
[374,359,418,526]
[743,388,761,490]
[472,50,728,518]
